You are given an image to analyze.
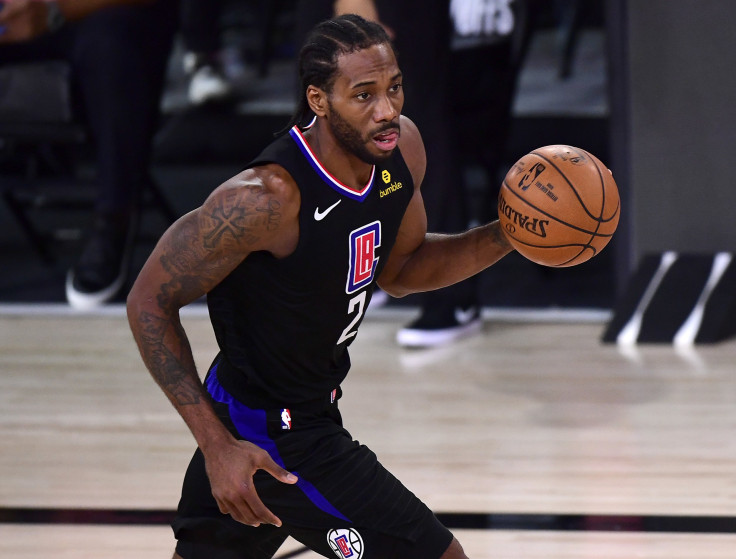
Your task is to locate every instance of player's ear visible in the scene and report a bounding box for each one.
[306,85,328,117]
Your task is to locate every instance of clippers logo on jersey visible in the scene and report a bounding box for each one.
[346,221,381,294]
[327,528,364,559]
[280,409,292,430]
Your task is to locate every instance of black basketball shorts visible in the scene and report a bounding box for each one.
[171,366,453,559]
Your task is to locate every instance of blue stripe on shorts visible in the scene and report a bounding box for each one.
[205,366,351,523]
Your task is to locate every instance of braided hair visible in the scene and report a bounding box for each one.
[285,14,395,131]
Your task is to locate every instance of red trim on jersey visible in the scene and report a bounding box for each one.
[290,125,375,200]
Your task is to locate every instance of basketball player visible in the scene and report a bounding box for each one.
[127,14,513,559]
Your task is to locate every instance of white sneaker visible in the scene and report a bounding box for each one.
[368,288,390,310]
[396,306,482,348]
[65,214,136,310]
[188,65,233,105]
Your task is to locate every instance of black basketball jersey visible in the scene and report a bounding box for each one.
[207,124,414,405]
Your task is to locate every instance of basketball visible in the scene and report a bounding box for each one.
[497,145,620,267]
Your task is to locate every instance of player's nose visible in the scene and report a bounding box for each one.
[374,94,398,122]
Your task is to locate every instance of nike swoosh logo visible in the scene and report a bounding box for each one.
[314,199,342,221]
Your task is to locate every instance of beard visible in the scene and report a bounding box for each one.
[327,100,398,165]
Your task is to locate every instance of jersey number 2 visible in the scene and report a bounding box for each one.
[337,290,367,345]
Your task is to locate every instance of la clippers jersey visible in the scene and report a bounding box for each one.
[207,124,414,405]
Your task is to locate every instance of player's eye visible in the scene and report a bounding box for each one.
[356,92,370,100]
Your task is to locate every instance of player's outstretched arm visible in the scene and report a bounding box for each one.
[380,213,514,298]
[127,165,300,526]
[378,118,514,298]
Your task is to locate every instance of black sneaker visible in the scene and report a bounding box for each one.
[65,214,136,309]
[396,305,482,348]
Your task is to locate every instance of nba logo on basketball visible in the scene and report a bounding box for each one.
[346,221,381,294]
[327,528,364,559]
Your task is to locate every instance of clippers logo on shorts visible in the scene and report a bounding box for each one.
[280,409,292,430]
[327,528,364,559]
[346,221,381,294]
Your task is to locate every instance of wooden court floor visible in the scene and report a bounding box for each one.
[1,304,735,558]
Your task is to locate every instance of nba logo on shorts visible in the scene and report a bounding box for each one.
[327,528,364,559]
[280,409,291,430]
[346,221,381,294]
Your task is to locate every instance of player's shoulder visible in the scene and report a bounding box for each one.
[200,164,300,233]
[251,162,300,200]
[398,114,422,149]
[196,162,300,255]
[216,163,300,209]
[397,115,426,188]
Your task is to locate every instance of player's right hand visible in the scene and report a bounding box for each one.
[203,438,298,527]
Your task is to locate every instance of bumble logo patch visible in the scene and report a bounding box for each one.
[379,169,403,197]
[327,528,364,559]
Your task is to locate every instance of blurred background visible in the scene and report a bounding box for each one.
[1,0,728,318]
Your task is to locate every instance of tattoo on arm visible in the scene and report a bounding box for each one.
[138,311,202,406]
[155,182,286,306]
[201,185,282,250]
[489,221,513,251]
[135,180,285,407]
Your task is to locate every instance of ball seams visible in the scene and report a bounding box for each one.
[500,180,616,237]
[529,147,608,223]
